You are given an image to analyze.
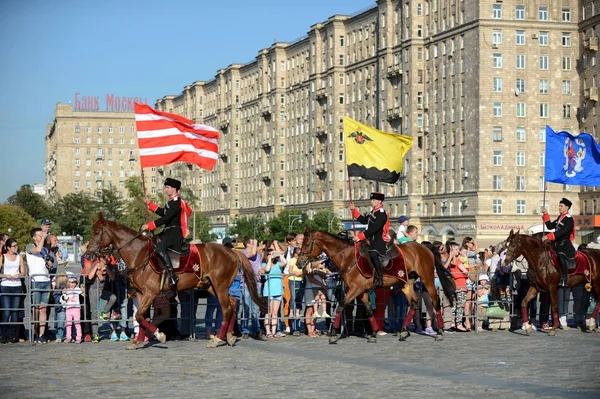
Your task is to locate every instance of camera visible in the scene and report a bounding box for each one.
[44,254,55,270]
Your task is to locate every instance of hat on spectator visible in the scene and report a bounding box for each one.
[164,178,181,190]
[370,192,385,201]
[222,237,235,248]
[41,218,52,225]
[559,197,572,208]
[479,273,490,282]
[398,215,410,224]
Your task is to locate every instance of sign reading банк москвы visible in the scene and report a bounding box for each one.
[73,93,148,112]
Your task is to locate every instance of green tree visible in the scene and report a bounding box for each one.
[0,205,40,246]
[307,209,342,234]
[118,176,154,229]
[192,212,214,243]
[228,216,268,242]
[268,209,309,241]
[54,192,98,238]
[6,185,54,222]
[98,187,124,221]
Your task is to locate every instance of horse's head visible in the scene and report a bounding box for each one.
[297,227,321,268]
[503,229,522,264]
[86,213,113,257]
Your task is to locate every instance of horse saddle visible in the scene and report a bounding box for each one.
[150,237,193,271]
[550,249,592,278]
[357,243,407,283]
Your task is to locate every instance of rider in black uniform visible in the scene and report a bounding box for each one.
[349,192,391,289]
[142,178,183,288]
[542,197,576,287]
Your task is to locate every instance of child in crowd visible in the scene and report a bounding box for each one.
[51,273,68,342]
[62,275,82,343]
[476,274,491,332]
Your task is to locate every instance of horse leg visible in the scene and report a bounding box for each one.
[548,286,560,336]
[357,291,378,343]
[129,293,165,349]
[589,302,600,332]
[520,286,539,335]
[399,280,418,341]
[207,285,231,348]
[226,296,238,346]
[424,280,444,341]
[329,285,362,344]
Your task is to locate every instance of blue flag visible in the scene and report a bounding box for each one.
[544,126,600,186]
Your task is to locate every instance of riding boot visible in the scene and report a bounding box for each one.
[559,260,569,288]
[370,254,383,289]
[157,251,178,288]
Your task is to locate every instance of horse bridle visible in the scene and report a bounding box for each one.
[90,222,149,274]
[297,231,355,272]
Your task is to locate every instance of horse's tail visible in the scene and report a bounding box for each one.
[234,251,268,314]
[426,243,456,307]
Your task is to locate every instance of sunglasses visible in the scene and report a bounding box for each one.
[10,244,18,248]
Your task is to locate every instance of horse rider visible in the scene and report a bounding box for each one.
[541,197,576,287]
[141,178,192,288]
[349,192,391,289]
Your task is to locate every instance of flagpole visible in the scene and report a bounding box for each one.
[141,167,149,221]
[347,176,356,236]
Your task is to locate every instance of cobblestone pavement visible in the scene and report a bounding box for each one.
[1,328,599,399]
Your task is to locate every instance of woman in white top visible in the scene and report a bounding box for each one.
[0,238,25,343]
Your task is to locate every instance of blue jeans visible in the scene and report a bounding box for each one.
[179,289,199,336]
[1,285,22,338]
[205,294,222,333]
[391,290,408,332]
[240,285,260,334]
[55,309,66,339]
[288,280,303,332]
[114,281,128,329]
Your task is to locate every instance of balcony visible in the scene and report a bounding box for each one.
[585,87,599,102]
[261,139,271,149]
[260,171,271,182]
[315,125,327,138]
[95,176,103,182]
[129,155,137,161]
[386,107,401,120]
[316,88,327,100]
[219,119,230,130]
[584,36,598,51]
[96,154,105,160]
[416,103,423,110]
[219,152,228,160]
[220,181,228,188]
[386,65,402,78]
[261,107,271,117]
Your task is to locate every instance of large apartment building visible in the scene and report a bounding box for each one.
[45,103,158,200]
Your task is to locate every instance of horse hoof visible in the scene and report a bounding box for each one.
[548,330,557,337]
[126,343,139,350]
[328,335,339,344]
[227,335,236,347]
[588,318,597,331]
[435,335,443,341]
[367,336,377,343]
[206,338,226,348]
[156,332,167,344]
[399,330,410,341]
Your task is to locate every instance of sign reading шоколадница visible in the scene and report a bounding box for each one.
[73,93,148,112]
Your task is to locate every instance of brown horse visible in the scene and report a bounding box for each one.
[86,213,265,348]
[298,228,455,342]
[503,230,600,335]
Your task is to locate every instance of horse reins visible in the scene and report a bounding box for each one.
[298,231,357,274]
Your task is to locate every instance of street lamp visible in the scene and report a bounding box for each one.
[288,215,303,233]
[253,217,266,239]
[327,212,336,232]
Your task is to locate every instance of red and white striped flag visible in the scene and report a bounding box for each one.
[134,102,220,170]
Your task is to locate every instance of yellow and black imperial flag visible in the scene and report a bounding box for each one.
[343,117,414,184]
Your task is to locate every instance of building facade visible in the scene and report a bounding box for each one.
[45,103,157,201]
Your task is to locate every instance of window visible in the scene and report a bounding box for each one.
[339,36,344,46]
[493,4,502,19]
[562,56,571,70]
[492,31,503,45]
[540,103,549,118]
[516,54,525,69]
[493,102,502,117]
[516,5,525,20]
[562,80,571,94]
[108,126,113,133]
[97,126,103,133]
[516,200,526,215]
[87,126,92,133]
[562,33,571,47]
[539,32,548,46]
[516,103,526,117]
[539,128,546,142]
[280,144,285,154]
[516,152,526,166]
[492,53,503,68]
[562,8,571,22]
[493,175,503,190]
[516,30,525,45]
[539,56,549,70]
[493,77,502,92]
[538,7,548,21]
[74,137,80,144]
[119,126,124,134]
[86,159,91,166]
[516,79,525,94]
[339,55,344,66]
[493,151,503,166]
[74,181,79,189]
[563,104,571,119]
[75,125,80,133]
[86,137,92,144]
[539,152,545,166]
[516,127,526,141]
[74,159,80,167]
[492,127,502,142]
[539,79,548,94]
[516,176,526,191]
[493,199,503,215]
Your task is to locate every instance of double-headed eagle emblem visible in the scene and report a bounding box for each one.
[348,131,373,144]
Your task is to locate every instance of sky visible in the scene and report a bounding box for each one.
[0,0,374,202]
